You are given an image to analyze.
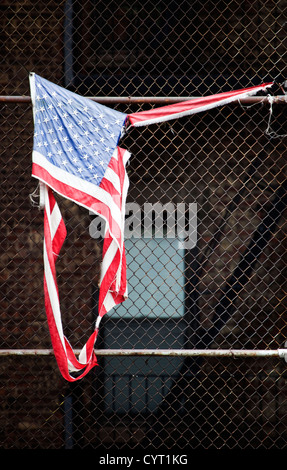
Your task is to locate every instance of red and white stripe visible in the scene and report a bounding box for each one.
[127,83,273,127]
[40,147,130,381]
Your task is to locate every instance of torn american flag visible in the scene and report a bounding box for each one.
[29,73,272,380]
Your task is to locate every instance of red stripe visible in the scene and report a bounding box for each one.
[32,162,122,239]
[106,149,126,187]
[48,190,67,259]
[98,247,127,317]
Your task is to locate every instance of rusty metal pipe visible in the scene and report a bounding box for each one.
[0,95,287,105]
[0,348,285,357]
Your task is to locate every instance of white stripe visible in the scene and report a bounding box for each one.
[33,150,122,225]
[104,166,121,194]
[43,239,66,348]
[29,73,37,122]
[123,150,131,166]
[120,153,130,239]
[95,316,102,329]
[100,239,119,283]
[103,291,117,312]
[78,345,87,364]
[50,201,63,240]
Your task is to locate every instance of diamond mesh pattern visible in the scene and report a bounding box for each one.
[0,0,287,450]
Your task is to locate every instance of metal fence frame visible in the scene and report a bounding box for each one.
[1,0,287,452]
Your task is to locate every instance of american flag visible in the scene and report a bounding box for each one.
[30,73,272,381]
[30,73,130,380]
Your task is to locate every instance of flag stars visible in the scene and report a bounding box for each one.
[33,75,128,186]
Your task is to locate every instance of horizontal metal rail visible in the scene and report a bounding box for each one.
[0,348,286,358]
[0,95,287,105]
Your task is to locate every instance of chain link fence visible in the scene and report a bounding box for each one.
[1,0,287,451]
